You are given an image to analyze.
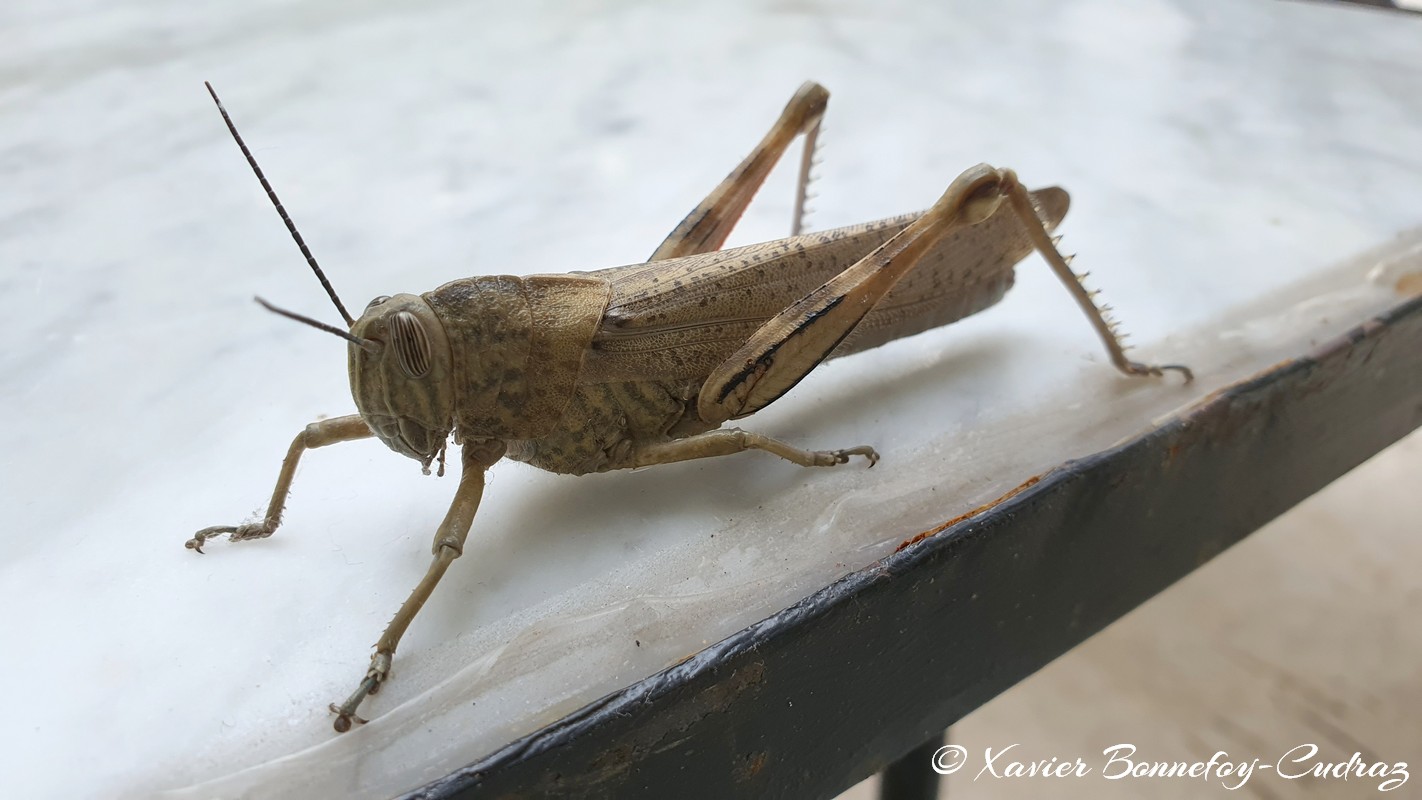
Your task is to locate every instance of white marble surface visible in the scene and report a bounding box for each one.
[3,1,1421,797]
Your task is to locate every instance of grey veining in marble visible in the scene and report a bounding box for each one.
[2,1,1421,797]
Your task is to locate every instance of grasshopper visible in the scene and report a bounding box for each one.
[190,81,1190,732]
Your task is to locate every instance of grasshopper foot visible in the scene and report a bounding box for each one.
[330,651,392,733]
[1122,360,1194,384]
[826,445,879,467]
[185,521,276,554]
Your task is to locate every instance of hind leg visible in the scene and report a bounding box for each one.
[650,82,828,260]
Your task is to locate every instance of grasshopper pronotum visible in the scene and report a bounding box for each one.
[189,81,1190,732]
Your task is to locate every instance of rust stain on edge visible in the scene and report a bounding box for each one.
[733,751,769,782]
[895,475,1042,553]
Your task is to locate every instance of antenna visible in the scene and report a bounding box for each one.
[205,81,357,327]
[255,297,380,353]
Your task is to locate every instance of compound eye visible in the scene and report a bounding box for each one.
[366,295,391,310]
[389,311,432,378]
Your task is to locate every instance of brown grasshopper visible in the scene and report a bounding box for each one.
[189,81,1190,732]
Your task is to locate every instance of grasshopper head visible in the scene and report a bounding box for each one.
[348,293,456,472]
[201,82,456,472]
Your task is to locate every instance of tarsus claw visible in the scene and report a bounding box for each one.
[185,522,276,554]
[329,704,367,733]
[1125,360,1194,384]
[330,658,389,733]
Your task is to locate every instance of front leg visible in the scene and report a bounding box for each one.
[329,438,506,732]
[186,414,373,553]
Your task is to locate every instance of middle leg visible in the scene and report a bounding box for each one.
[631,428,878,470]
